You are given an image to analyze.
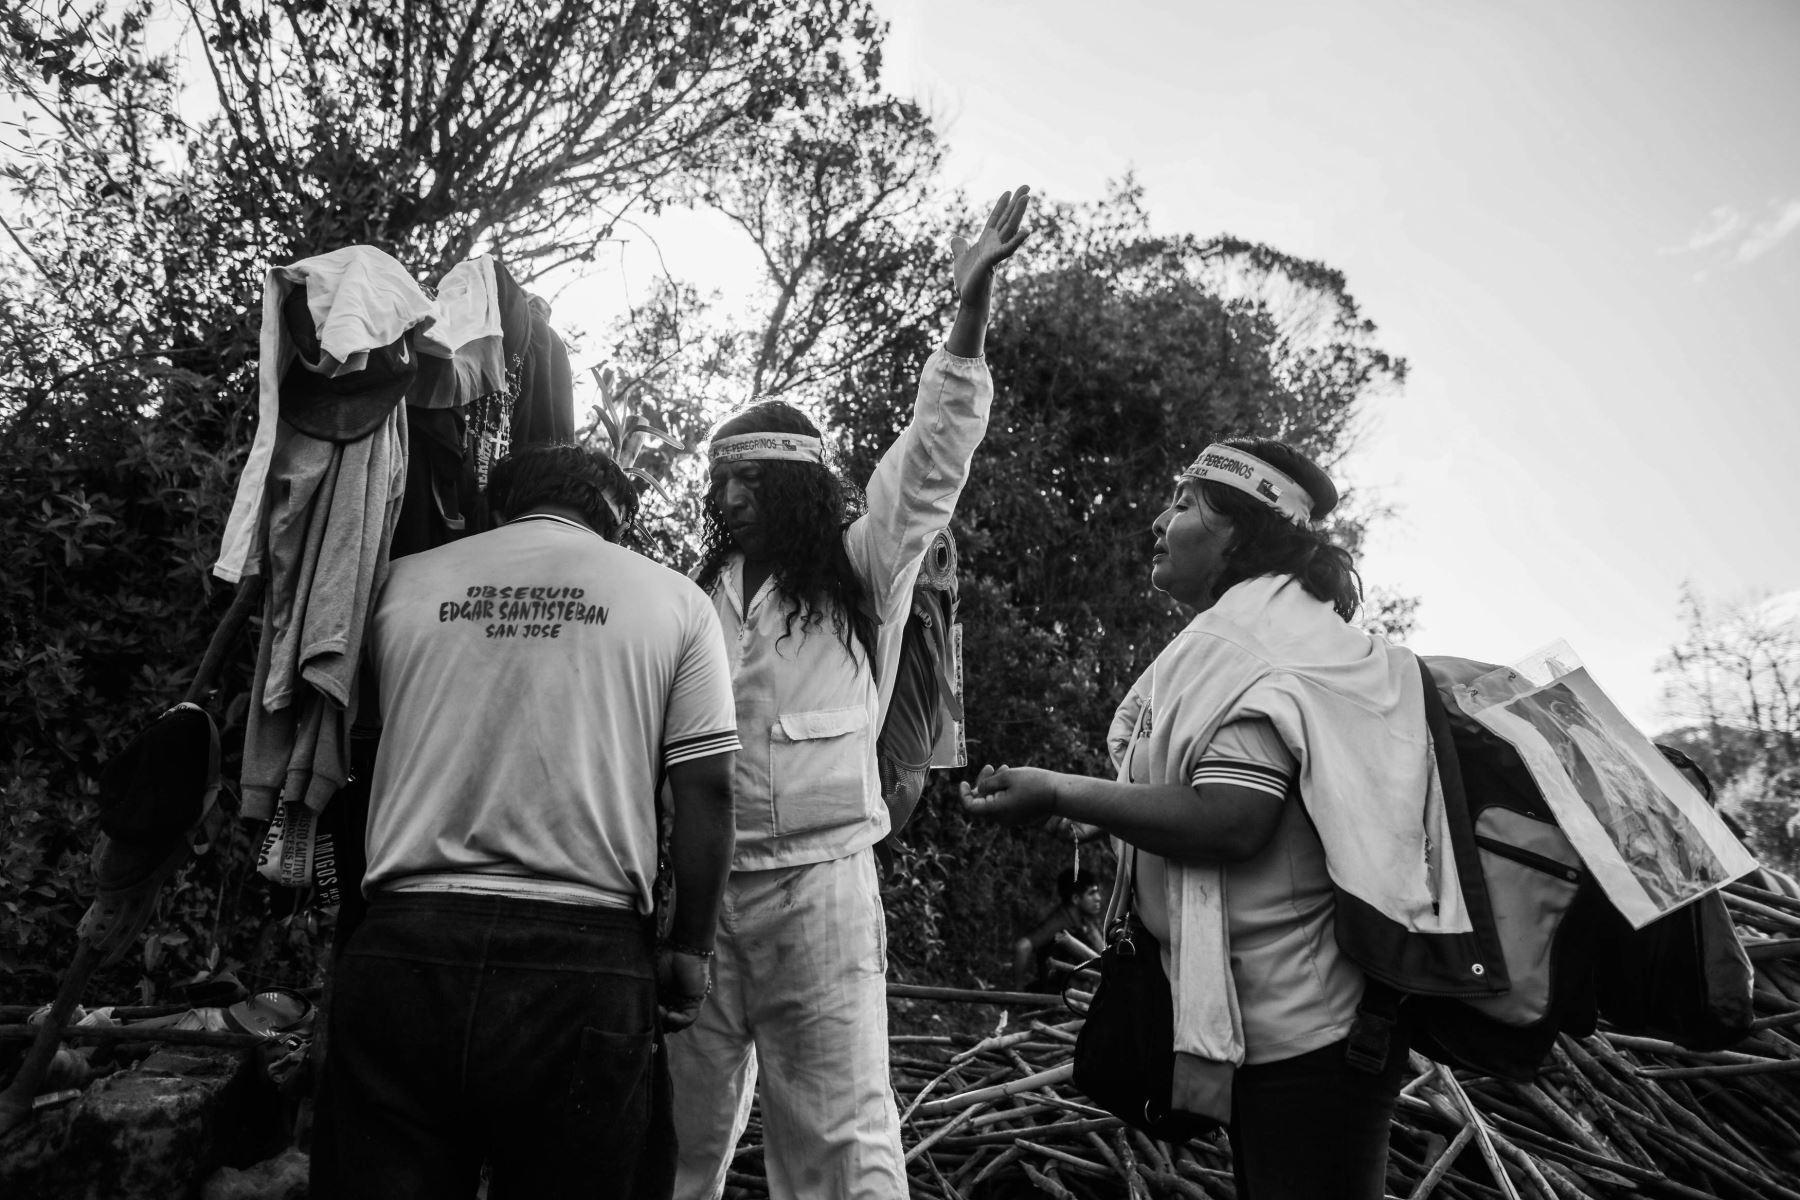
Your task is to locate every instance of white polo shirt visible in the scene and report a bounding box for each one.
[363,514,739,912]
[1133,718,1367,1065]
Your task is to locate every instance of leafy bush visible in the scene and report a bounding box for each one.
[0,398,327,1004]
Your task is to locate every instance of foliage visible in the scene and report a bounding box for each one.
[1,5,270,435]
[1,1,1414,1002]
[1726,765,1800,880]
[604,172,1410,984]
[823,184,1407,983]
[580,361,685,508]
[690,92,948,399]
[0,0,887,1002]
[838,184,1405,772]
[1658,585,1800,876]
[0,3,301,1002]
[192,0,882,276]
[1659,585,1800,776]
[0,395,325,1003]
[581,87,954,567]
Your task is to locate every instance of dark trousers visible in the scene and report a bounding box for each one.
[1228,1032,1409,1200]
[310,892,671,1200]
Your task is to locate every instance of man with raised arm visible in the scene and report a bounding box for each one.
[667,187,1033,1199]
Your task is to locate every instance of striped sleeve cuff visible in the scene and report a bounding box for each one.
[1190,757,1292,799]
[664,729,741,767]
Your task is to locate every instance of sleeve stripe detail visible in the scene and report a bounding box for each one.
[1190,758,1292,798]
[664,730,741,765]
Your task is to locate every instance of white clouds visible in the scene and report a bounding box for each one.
[1664,199,1800,265]
[1734,200,1800,262]
[1669,205,1745,254]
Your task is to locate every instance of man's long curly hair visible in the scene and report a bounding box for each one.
[696,401,875,664]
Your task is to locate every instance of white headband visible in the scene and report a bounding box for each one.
[709,432,824,465]
[1178,444,1314,526]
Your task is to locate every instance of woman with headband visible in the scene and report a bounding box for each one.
[964,438,1460,1200]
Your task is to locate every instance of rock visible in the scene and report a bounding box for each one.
[0,1070,221,1199]
[0,1044,278,1200]
[140,1046,243,1081]
[200,1146,309,1200]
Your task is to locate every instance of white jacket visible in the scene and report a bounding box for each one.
[1110,575,1468,1118]
[707,347,991,871]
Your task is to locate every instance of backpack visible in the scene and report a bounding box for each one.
[1345,655,1754,1082]
[875,529,965,833]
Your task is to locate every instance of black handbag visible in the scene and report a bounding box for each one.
[1069,855,1224,1141]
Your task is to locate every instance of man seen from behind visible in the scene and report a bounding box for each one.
[311,443,739,1199]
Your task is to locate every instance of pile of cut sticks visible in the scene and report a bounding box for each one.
[716,879,1800,1199]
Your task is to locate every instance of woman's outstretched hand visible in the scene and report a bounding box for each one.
[951,186,1033,304]
[959,762,1061,826]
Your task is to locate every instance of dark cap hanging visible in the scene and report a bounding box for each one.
[278,282,417,443]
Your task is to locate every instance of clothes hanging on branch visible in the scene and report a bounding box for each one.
[212,244,577,888]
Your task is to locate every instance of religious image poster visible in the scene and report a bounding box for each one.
[1465,666,1756,928]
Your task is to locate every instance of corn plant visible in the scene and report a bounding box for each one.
[580,362,686,508]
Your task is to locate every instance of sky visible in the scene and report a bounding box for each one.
[557,0,1800,733]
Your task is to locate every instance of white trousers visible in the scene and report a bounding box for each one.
[667,848,907,1199]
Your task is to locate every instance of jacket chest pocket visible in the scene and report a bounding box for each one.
[769,705,871,836]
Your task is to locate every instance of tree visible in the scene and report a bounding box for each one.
[832,183,1405,769]
[0,0,891,1001]
[1659,585,1800,779]
[815,182,1409,985]
[191,0,884,278]
[612,175,1414,984]
[1,5,281,1001]
[689,93,947,399]
[2,0,886,427]
[1658,585,1800,875]
[573,93,952,569]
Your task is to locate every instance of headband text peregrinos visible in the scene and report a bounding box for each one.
[708,432,825,466]
[1179,444,1315,526]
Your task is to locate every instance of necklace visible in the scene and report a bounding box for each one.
[507,512,602,539]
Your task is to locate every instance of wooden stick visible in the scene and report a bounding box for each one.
[182,575,265,705]
[0,1023,266,1049]
[910,1064,1074,1119]
[1746,938,1800,961]
[1432,1065,1524,1200]
[935,1116,1121,1150]
[1020,1161,1077,1200]
[887,982,1063,1007]
[906,1102,988,1164]
[1486,1130,1569,1200]
[1019,1142,1112,1178]
[1486,1116,1719,1200]
[1603,1032,1781,1065]
[1407,1123,1476,1200]
[0,942,102,1136]
[965,1142,1024,1189]
[1506,1081,1614,1165]
[1638,1058,1800,1079]
[0,579,263,1138]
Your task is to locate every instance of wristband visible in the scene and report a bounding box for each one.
[661,941,716,959]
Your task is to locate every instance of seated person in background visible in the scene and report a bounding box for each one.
[1657,744,1800,899]
[1013,867,1107,990]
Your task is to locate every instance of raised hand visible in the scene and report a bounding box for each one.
[951,186,1033,304]
[945,186,1033,358]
